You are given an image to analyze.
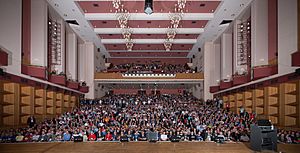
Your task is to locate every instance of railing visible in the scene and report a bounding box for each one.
[94,72,204,80]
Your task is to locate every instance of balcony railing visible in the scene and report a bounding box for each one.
[94,72,203,80]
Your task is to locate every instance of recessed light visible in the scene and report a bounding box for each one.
[211,9,214,12]
[84,10,87,13]
[200,3,205,7]
[93,3,99,7]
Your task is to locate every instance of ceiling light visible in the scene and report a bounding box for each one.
[144,0,153,15]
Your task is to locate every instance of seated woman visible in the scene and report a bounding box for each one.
[88,132,96,141]
[105,131,113,141]
[160,132,168,141]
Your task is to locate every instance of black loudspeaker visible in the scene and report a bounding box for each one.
[74,136,83,142]
[295,68,300,76]
[102,55,106,59]
[120,136,129,142]
[250,122,277,152]
[192,55,195,58]
[97,48,100,52]
[198,48,201,52]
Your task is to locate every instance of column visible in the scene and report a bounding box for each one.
[213,43,221,85]
[30,0,48,66]
[204,42,214,100]
[251,0,268,67]
[78,42,95,99]
[66,32,78,80]
[278,0,298,74]
[221,33,233,80]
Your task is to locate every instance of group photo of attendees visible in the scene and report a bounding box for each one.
[0,93,299,144]
[106,62,193,74]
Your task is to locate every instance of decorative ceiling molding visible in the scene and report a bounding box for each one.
[85,13,214,20]
[94,28,204,34]
[101,39,197,44]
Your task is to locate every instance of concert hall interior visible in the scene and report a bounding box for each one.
[0,0,300,152]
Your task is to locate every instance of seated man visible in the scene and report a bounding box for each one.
[138,131,147,141]
[63,131,71,141]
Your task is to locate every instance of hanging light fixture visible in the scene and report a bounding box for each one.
[163,0,187,51]
[144,0,153,15]
[112,0,133,51]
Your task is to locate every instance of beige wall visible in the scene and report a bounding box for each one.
[0,0,22,74]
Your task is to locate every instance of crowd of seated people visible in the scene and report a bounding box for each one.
[107,63,193,74]
[0,94,299,143]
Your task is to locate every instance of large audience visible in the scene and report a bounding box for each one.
[107,63,193,74]
[0,93,299,143]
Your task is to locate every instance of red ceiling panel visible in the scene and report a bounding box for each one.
[99,34,199,39]
[105,44,193,50]
[77,1,221,13]
[109,51,189,57]
[91,20,208,28]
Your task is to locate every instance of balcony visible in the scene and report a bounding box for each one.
[219,81,232,90]
[232,75,250,86]
[67,80,80,90]
[21,65,47,80]
[210,86,220,93]
[94,72,204,81]
[49,74,66,86]
[253,65,278,80]
[291,51,300,66]
[79,86,89,93]
[0,49,8,66]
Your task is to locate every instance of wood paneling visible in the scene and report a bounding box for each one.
[0,80,79,128]
[217,79,300,128]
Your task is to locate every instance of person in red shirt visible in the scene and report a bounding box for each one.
[88,132,96,141]
[105,131,113,141]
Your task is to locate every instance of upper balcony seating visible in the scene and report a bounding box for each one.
[106,63,193,74]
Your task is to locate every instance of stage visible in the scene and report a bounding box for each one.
[0,142,299,153]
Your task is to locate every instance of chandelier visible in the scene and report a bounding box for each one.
[164,0,187,51]
[112,0,133,51]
